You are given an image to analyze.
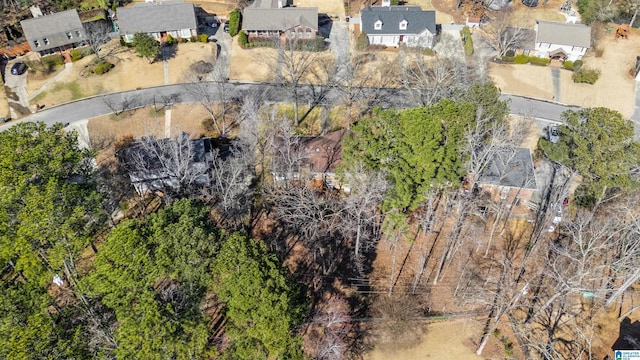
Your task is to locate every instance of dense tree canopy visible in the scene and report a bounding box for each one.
[541,107,640,206]
[213,233,308,359]
[0,122,105,358]
[343,84,507,212]
[84,200,219,358]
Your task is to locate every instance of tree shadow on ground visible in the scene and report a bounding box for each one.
[611,317,640,352]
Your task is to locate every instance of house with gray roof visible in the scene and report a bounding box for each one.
[116,0,197,42]
[534,20,591,61]
[20,9,86,56]
[360,5,437,48]
[476,147,537,205]
[120,133,215,196]
[242,0,318,40]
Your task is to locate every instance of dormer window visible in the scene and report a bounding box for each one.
[399,20,408,30]
[34,40,40,47]
[43,38,49,45]
[75,30,81,37]
[66,32,72,39]
[374,20,382,30]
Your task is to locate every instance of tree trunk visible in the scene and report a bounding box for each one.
[293,88,300,126]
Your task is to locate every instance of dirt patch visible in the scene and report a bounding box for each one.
[365,318,488,360]
[489,26,638,117]
[193,0,236,16]
[297,0,345,16]
[408,0,457,24]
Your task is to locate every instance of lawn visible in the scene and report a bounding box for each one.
[489,25,639,117]
[28,40,217,109]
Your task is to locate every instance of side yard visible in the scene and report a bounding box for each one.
[489,26,639,117]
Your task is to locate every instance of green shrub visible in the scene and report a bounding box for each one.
[514,54,529,64]
[229,9,241,37]
[529,56,550,66]
[198,34,208,43]
[357,32,370,51]
[190,36,197,42]
[238,30,248,47]
[423,47,435,56]
[180,37,189,43]
[70,48,84,62]
[460,26,473,56]
[572,67,600,84]
[93,61,114,75]
[41,54,65,70]
[165,34,178,45]
[502,55,515,62]
[505,49,515,57]
[563,60,574,70]
[573,60,583,71]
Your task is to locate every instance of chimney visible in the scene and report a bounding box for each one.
[381,0,391,6]
[278,0,283,8]
[30,5,43,18]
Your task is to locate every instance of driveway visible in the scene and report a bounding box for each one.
[326,20,350,81]
[211,31,231,80]
[3,63,32,118]
[200,22,231,80]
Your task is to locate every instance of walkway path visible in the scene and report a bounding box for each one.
[28,62,73,101]
[550,68,561,102]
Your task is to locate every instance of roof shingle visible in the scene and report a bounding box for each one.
[535,20,591,48]
[360,6,436,35]
[117,1,197,34]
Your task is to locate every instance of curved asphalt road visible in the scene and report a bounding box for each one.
[0,81,579,131]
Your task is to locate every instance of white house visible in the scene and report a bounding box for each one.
[359,3,437,48]
[534,20,591,62]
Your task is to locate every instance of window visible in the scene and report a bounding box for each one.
[306,30,312,38]
[374,20,382,30]
[43,38,49,45]
[75,30,81,37]
[66,32,72,39]
[399,20,407,30]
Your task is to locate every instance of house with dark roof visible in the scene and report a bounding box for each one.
[116,0,197,42]
[360,5,437,48]
[242,0,318,41]
[120,133,215,195]
[476,147,538,205]
[534,20,591,61]
[20,9,86,56]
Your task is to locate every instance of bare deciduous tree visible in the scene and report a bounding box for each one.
[84,20,113,60]
[481,9,532,57]
[400,51,469,106]
[271,35,322,125]
[339,164,387,260]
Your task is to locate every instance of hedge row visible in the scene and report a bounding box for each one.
[502,54,550,66]
[229,9,241,37]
